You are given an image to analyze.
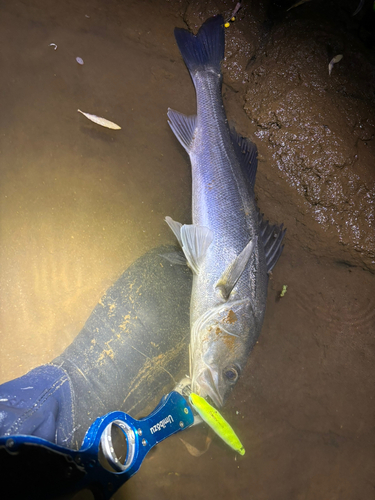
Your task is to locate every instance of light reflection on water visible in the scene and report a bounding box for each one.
[0,3,193,383]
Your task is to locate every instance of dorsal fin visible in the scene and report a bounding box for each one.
[230,128,258,191]
[258,210,286,273]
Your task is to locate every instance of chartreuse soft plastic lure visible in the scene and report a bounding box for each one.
[189,392,245,456]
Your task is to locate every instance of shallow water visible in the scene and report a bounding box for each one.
[0,0,194,382]
[0,1,374,499]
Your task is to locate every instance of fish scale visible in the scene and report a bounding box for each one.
[188,68,265,337]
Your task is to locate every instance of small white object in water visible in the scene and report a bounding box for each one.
[328,54,343,76]
[76,57,84,65]
[77,109,121,130]
[49,43,57,50]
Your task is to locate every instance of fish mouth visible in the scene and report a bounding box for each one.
[193,367,224,408]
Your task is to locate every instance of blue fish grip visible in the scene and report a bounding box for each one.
[0,391,194,500]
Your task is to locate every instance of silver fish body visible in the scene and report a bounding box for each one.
[166,16,285,407]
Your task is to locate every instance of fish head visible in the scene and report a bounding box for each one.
[191,298,256,408]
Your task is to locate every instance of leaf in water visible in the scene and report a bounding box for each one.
[179,434,212,457]
[328,54,343,76]
[77,109,121,130]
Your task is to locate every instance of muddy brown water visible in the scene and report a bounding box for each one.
[0,1,374,499]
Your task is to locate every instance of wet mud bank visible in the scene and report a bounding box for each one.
[180,0,375,271]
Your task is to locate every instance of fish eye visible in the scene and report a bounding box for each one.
[223,366,239,383]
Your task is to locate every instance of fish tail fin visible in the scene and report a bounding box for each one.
[174,15,225,76]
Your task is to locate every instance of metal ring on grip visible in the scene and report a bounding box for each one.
[100,419,136,472]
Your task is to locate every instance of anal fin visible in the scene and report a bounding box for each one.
[180,224,213,274]
[160,251,187,266]
[165,216,213,274]
[165,216,183,246]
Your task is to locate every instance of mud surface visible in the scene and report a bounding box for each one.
[0,1,374,499]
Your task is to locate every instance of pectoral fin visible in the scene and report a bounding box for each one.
[165,217,213,274]
[215,237,257,300]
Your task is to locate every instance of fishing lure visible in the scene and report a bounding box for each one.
[189,392,245,456]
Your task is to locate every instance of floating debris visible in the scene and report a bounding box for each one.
[49,43,57,50]
[179,434,212,457]
[225,1,242,27]
[76,57,84,65]
[287,0,313,11]
[77,109,121,130]
[280,285,288,298]
[328,54,343,76]
[189,392,245,456]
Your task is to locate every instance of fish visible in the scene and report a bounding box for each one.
[166,15,285,408]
